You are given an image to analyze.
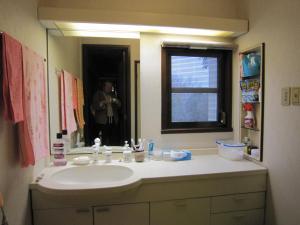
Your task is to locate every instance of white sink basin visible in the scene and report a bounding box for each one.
[49,165,134,186]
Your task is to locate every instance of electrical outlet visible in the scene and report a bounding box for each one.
[291,87,300,105]
[281,87,290,106]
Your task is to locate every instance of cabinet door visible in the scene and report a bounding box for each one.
[94,203,149,225]
[150,198,210,225]
[34,208,93,225]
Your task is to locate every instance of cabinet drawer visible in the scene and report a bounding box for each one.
[94,203,149,225]
[211,192,265,213]
[34,207,93,225]
[150,198,210,225]
[211,209,264,225]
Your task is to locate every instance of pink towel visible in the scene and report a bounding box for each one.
[18,46,49,167]
[61,70,77,134]
[1,33,24,123]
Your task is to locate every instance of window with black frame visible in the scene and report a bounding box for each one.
[161,47,233,133]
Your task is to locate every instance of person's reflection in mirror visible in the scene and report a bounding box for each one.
[91,81,121,145]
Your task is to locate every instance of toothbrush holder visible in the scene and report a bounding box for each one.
[133,151,145,162]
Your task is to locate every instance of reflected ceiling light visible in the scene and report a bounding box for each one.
[161,39,230,45]
[55,22,234,38]
[61,30,140,39]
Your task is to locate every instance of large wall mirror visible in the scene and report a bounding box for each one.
[47,29,140,154]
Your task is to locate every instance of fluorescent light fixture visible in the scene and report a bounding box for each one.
[55,22,234,38]
[162,39,230,45]
[161,39,236,50]
[62,30,140,39]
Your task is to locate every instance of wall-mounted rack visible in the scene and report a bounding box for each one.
[239,43,265,162]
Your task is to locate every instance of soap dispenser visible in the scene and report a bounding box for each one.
[123,141,132,163]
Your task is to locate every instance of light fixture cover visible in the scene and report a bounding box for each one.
[55,22,234,38]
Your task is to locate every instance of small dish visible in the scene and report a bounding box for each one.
[73,156,91,165]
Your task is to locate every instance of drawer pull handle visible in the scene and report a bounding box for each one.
[233,196,247,201]
[173,201,187,207]
[76,208,90,213]
[233,214,246,219]
[96,207,110,213]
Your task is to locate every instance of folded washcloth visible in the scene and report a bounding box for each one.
[170,150,192,161]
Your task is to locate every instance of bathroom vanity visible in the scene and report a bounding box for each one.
[30,155,267,225]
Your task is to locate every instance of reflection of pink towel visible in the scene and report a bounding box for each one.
[1,33,24,123]
[61,70,77,134]
[18,46,49,167]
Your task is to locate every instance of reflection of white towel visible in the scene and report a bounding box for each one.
[104,94,113,124]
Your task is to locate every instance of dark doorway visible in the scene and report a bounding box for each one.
[82,45,131,146]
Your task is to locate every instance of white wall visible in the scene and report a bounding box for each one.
[140,33,234,149]
[0,0,48,225]
[234,0,300,224]
[48,35,81,146]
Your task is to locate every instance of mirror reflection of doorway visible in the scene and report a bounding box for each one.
[82,45,131,146]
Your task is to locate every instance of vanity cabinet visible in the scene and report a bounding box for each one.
[150,198,210,225]
[94,203,149,225]
[31,160,267,225]
[34,207,93,225]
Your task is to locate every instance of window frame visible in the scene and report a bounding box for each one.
[161,47,233,134]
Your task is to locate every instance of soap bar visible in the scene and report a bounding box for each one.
[73,156,90,165]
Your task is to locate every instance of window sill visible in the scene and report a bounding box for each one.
[161,127,233,134]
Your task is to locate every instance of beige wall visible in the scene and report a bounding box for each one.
[39,0,240,19]
[0,0,48,225]
[2,1,300,225]
[234,0,300,224]
[48,35,81,147]
[140,33,234,149]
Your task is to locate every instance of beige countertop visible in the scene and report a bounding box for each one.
[31,154,267,195]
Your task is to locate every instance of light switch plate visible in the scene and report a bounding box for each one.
[291,87,300,105]
[281,87,290,106]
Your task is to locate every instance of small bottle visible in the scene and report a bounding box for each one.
[104,150,112,163]
[244,111,255,128]
[123,142,132,163]
[123,150,132,163]
[92,138,101,162]
[147,139,155,160]
[62,130,70,153]
[243,137,252,154]
[76,131,80,147]
[53,133,67,166]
